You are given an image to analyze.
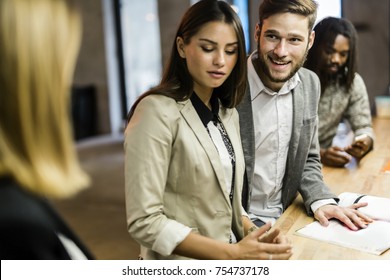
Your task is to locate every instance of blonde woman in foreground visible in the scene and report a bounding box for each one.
[0,0,93,259]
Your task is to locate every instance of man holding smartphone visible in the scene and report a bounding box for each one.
[304,17,374,167]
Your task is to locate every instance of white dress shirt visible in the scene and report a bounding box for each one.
[247,52,336,224]
[247,52,298,225]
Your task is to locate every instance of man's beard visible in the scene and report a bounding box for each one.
[325,63,345,80]
[258,45,310,83]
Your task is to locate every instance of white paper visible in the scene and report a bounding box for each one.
[296,192,390,255]
[338,192,390,222]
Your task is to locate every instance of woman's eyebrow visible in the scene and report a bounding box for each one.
[199,38,238,46]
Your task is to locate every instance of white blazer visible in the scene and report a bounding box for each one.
[124,94,245,260]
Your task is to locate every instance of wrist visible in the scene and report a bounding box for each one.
[247,225,258,235]
[225,243,239,260]
[320,148,326,158]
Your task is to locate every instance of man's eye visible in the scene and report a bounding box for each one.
[325,49,334,55]
[266,35,278,40]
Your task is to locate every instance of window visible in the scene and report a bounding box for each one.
[316,0,342,25]
[119,0,162,109]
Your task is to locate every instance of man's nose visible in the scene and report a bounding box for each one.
[331,53,342,64]
[273,39,288,57]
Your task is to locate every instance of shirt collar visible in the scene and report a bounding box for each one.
[248,50,301,101]
[190,92,219,127]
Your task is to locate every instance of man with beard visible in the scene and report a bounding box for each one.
[237,0,371,232]
[305,17,374,167]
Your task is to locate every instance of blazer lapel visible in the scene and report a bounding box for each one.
[282,84,304,207]
[237,88,255,210]
[237,88,255,169]
[219,107,245,196]
[179,101,231,204]
[289,84,304,162]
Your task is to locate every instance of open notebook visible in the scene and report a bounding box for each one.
[295,192,390,255]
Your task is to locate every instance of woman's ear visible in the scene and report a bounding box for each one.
[176,37,186,58]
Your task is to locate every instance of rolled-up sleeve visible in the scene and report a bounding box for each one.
[124,95,191,256]
[152,221,192,256]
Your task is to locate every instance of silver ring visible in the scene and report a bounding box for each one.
[268,254,273,260]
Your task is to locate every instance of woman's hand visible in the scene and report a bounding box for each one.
[233,223,292,260]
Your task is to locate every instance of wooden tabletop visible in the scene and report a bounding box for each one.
[274,118,390,259]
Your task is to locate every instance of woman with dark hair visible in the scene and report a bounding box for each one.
[124,0,292,260]
[305,17,374,167]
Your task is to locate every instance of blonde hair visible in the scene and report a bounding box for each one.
[0,0,89,198]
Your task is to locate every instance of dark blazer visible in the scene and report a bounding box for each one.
[237,67,337,215]
[0,177,94,260]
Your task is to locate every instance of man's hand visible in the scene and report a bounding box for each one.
[345,134,373,159]
[314,203,373,230]
[320,147,351,167]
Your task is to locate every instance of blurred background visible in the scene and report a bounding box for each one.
[71,0,389,138]
[56,0,389,259]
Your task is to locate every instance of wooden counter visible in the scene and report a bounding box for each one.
[274,118,390,259]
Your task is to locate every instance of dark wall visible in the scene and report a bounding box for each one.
[343,0,390,113]
[71,0,111,136]
[158,0,190,68]
[248,0,262,52]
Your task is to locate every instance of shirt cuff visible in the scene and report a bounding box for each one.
[152,220,192,256]
[355,129,374,141]
[241,206,249,217]
[310,198,338,214]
